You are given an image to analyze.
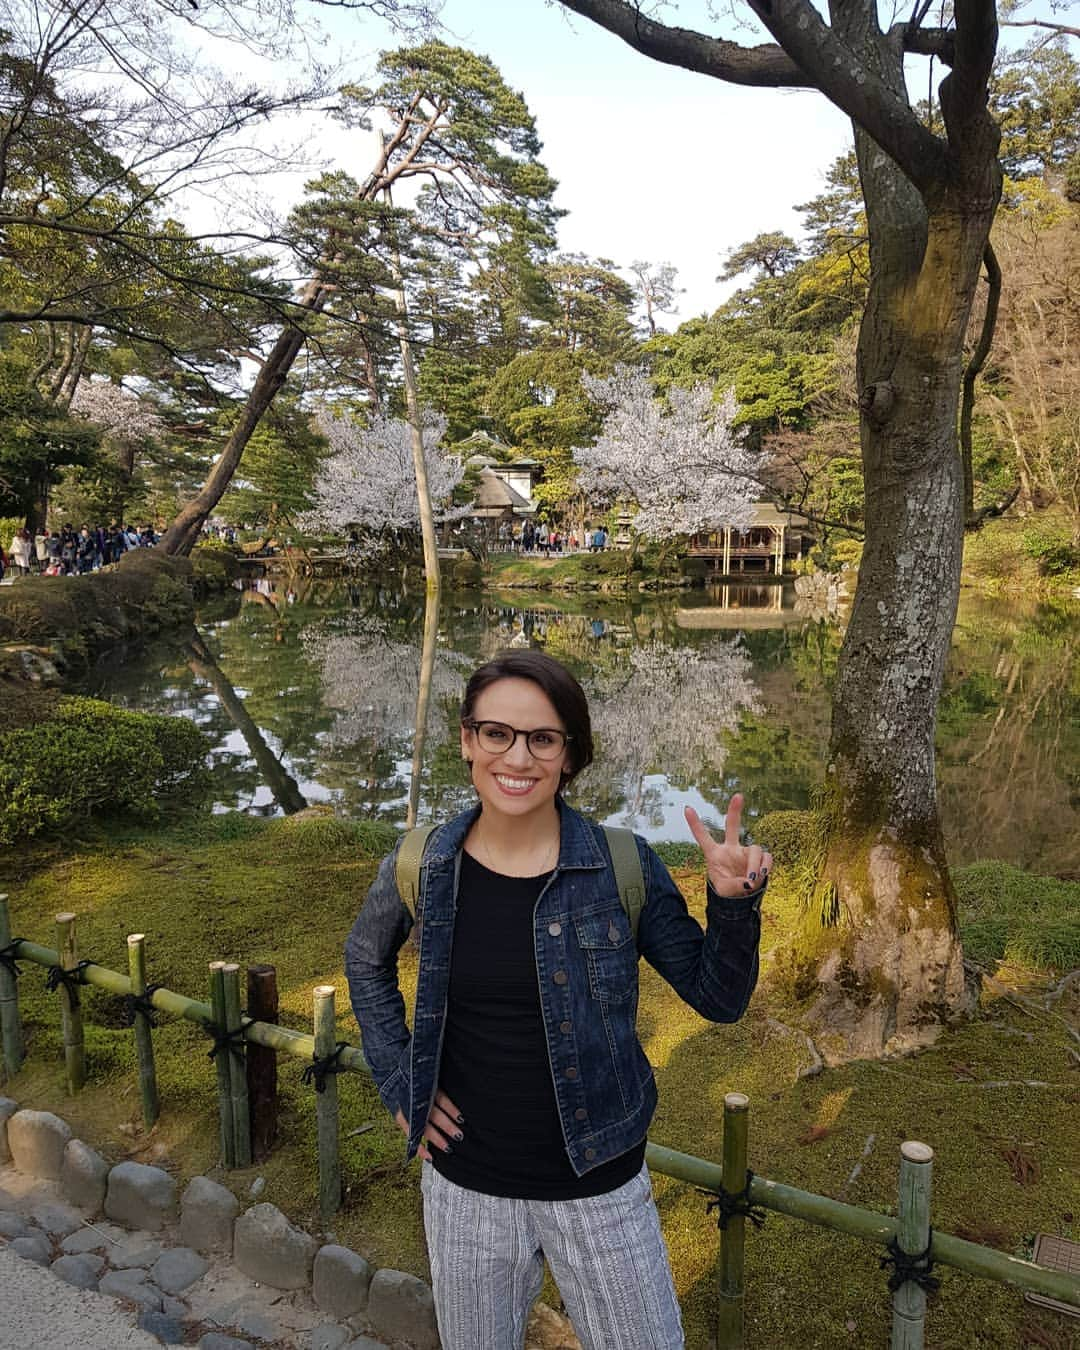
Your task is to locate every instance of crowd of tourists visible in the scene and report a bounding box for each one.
[502,521,610,553]
[0,523,159,579]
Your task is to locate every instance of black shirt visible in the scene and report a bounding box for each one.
[431,850,646,1200]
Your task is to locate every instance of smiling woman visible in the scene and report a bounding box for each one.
[345,648,773,1350]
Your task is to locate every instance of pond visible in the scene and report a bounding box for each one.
[74,579,1079,873]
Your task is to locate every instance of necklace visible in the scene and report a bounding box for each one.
[474,825,559,878]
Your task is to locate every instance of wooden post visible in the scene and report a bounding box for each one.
[892,1141,934,1350]
[0,894,25,1080]
[717,1091,750,1349]
[313,984,342,1219]
[723,525,732,575]
[246,964,279,1161]
[55,912,86,1093]
[127,934,159,1128]
[221,964,251,1169]
[209,962,234,1168]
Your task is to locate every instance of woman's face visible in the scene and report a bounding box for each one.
[461,677,571,824]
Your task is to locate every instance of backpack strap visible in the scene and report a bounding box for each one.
[396,821,647,941]
[395,824,438,921]
[602,825,646,942]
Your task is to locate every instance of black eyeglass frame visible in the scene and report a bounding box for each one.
[462,718,574,761]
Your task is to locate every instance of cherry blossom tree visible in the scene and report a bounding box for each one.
[302,408,467,554]
[70,379,165,504]
[573,366,762,540]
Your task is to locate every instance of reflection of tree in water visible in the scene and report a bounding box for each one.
[938,601,1079,872]
[302,617,472,820]
[578,641,762,830]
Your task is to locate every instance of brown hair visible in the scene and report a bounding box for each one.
[461,649,594,784]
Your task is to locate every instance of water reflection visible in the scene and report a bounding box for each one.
[71,582,1079,866]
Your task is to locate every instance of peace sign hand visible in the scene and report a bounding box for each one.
[684,794,772,900]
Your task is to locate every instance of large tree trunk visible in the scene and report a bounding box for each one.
[796,17,1001,1062]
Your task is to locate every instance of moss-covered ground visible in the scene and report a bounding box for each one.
[4,814,1077,1349]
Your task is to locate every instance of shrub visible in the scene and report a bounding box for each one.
[0,696,209,844]
[954,860,1080,971]
[1020,523,1080,578]
[753,810,818,865]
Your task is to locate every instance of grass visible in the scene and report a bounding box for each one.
[4,815,1078,1349]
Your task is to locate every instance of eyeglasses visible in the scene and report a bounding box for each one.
[463,718,572,761]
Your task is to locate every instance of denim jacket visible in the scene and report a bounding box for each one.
[344,798,763,1176]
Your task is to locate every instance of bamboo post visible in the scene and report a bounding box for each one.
[246,964,279,1160]
[127,934,159,1128]
[717,1091,750,1349]
[892,1141,934,1350]
[313,984,342,1218]
[209,962,234,1168]
[56,912,86,1093]
[221,963,251,1169]
[0,894,25,1080]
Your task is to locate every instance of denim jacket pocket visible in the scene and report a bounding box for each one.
[575,904,637,1004]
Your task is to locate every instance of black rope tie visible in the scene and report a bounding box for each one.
[122,984,164,1028]
[302,1041,349,1093]
[205,1023,247,1061]
[45,959,95,1008]
[880,1232,940,1296]
[0,939,25,980]
[699,1170,767,1231]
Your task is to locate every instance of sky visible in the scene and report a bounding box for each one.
[198,0,856,325]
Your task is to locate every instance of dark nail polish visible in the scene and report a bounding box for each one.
[443,1143,453,1154]
[749,871,757,881]
[762,867,769,877]
[743,881,752,892]
[454,1130,464,1142]
[456,1112,465,1124]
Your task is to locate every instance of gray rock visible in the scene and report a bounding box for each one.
[304,1326,349,1350]
[60,1221,127,1254]
[197,1337,253,1350]
[51,1252,103,1289]
[313,1244,372,1320]
[160,1295,189,1319]
[61,1138,110,1214]
[99,1266,164,1310]
[104,1160,177,1231]
[0,1096,18,1164]
[366,1269,438,1350]
[343,1340,388,1350]
[6,1109,72,1179]
[151,1245,209,1294]
[109,1235,163,1269]
[232,1202,317,1290]
[30,1198,85,1237]
[136,1310,185,1344]
[11,1233,52,1265]
[248,1176,265,1198]
[0,1212,34,1239]
[180,1175,239,1255]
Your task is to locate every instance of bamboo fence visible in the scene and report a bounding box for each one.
[0,898,1076,1348]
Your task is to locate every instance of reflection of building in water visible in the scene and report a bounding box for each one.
[686,502,812,574]
[676,584,804,630]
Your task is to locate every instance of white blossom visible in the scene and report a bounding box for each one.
[574,367,760,539]
[302,407,467,541]
[70,379,164,443]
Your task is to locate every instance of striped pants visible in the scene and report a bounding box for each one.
[421,1161,685,1350]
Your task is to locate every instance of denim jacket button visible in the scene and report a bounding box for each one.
[564,1066,578,1080]
[574,1107,587,1120]
[553,970,568,985]
[559,1020,572,1035]
[584,1148,596,1161]
[548,922,562,936]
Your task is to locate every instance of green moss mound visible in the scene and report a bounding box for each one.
[0,696,210,844]
[954,860,1080,970]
